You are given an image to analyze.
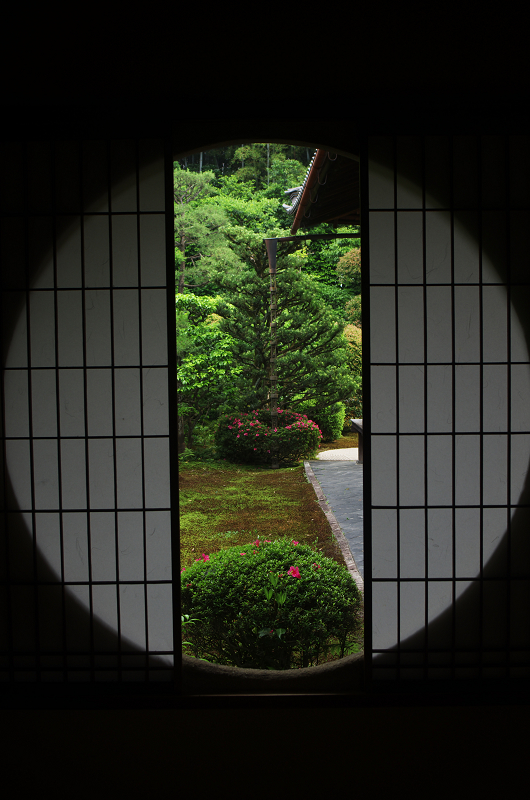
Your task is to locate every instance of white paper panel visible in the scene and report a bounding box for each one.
[119,584,146,650]
[112,290,140,366]
[399,436,425,506]
[510,434,530,505]
[140,215,166,286]
[370,366,396,433]
[142,368,169,435]
[89,512,117,581]
[368,212,394,283]
[426,366,452,431]
[427,581,453,647]
[57,291,84,366]
[371,436,397,506]
[425,211,451,282]
[426,435,453,505]
[56,217,82,287]
[114,368,141,436]
[4,370,29,437]
[145,511,172,581]
[399,366,424,432]
[399,509,425,578]
[30,292,55,367]
[427,508,453,579]
[483,365,508,432]
[60,439,87,509]
[85,290,112,365]
[454,365,480,432]
[33,439,59,510]
[83,215,110,287]
[482,435,508,505]
[118,512,144,581]
[372,582,398,650]
[62,512,89,582]
[398,287,424,362]
[88,439,115,509]
[116,439,143,509]
[370,287,395,363]
[511,364,530,430]
[144,438,171,509]
[453,211,479,283]
[35,513,61,579]
[397,212,423,282]
[455,435,481,505]
[455,508,480,577]
[371,509,397,578]
[454,287,480,363]
[111,215,138,287]
[147,584,173,655]
[58,369,85,437]
[141,289,168,365]
[482,507,508,577]
[86,369,113,436]
[400,582,425,646]
[426,287,452,362]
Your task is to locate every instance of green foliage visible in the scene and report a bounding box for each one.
[345,294,362,327]
[176,293,243,446]
[302,229,361,289]
[180,538,362,669]
[214,409,322,466]
[343,325,363,419]
[293,401,346,443]
[174,162,239,293]
[336,246,361,294]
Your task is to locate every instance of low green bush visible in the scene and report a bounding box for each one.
[214,408,322,466]
[294,401,346,442]
[180,539,362,669]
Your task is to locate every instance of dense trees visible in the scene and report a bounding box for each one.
[175,145,362,453]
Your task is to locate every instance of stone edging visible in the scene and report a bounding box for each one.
[303,461,364,595]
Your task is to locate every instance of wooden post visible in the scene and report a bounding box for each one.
[265,238,279,469]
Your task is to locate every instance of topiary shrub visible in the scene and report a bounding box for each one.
[293,401,346,442]
[214,408,322,466]
[180,539,362,670]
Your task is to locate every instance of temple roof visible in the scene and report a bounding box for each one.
[283,149,360,234]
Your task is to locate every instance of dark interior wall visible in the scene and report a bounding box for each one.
[2,15,529,792]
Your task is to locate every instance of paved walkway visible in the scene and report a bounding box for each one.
[305,451,364,583]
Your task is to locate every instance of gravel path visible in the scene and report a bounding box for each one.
[304,453,364,584]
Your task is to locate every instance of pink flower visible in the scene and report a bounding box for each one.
[253,540,260,546]
[237,434,240,438]
[201,553,209,561]
[292,540,299,545]
[240,552,246,556]
[287,566,300,579]
[254,447,257,450]
[244,433,248,436]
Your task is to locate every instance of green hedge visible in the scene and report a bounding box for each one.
[293,401,346,442]
[214,408,322,466]
[180,539,362,669]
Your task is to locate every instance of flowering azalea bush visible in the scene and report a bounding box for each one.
[180,538,362,669]
[214,408,323,466]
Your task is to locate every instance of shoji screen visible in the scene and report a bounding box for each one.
[0,139,176,682]
[366,135,530,683]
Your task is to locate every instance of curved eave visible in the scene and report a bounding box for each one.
[283,149,361,234]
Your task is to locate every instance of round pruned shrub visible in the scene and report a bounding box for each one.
[294,400,346,443]
[214,408,322,466]
[180,539,363,670]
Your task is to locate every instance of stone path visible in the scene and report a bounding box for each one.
[304,453,364,584]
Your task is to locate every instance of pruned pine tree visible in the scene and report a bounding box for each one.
[173,162,237,294]
[214,226,358,414]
